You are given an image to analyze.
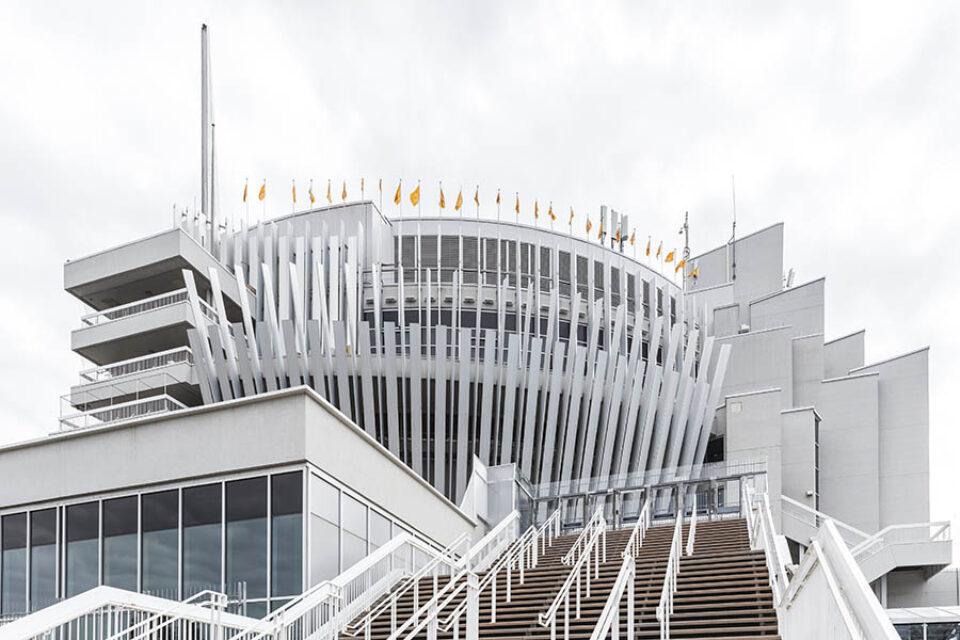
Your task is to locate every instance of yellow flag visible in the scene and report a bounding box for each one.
[410,184,421,206]
[656,242,662,258]
[614,228,621,244]
[242,179,248,203]
[568,207,574,225]
[629,230,635,246]
[586,216,592,233]
[665,250,675,263]
[534,201,539,219]
[474,186,480,207]
[455,189,463,211]
[292,180,297,203]
[341,181,347,202]
[549,203,556,221]
[439,186,446,209]
[394,181,402,205]
[496,190,501,205]
[326,180,332,203]
[646,237,651,256]
[308,181,316,204]
[379,178,383,197]
[361,178,365,194]
[688,267,699,278]
[675,258,686,273]
[598,219,604,240]
[258,180,266,201]
[515,193,520,215]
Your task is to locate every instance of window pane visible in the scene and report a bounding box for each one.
[66,503,99,597]
[227,477,267,598]
[1,513,26,614]
[309,476,339,585]
[30,509,57,611]
[142,491,178,597]
[341,494,367,570]
[103,497,137,592]
[369,511,391,553]
[183,483,222,597]
[271,472,302,597]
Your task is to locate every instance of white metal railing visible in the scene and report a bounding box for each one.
[588,551,636,640]
[685,493,698,557]
[59,392,188,430]
[563,505,608,565]
[655,508,684,640]
[745,488,790,605]
[538,508,608,640]
[622,499,650,560]
[0,586,256,640]
[104,589,228,640]
[80,288,218,327]
[851,521,952,563]
[79,347,194,383]
[779,520,899,639]
[457,510,521,574]
[781,495,870,547]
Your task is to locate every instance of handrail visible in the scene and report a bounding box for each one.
[746,488,790,606]
[458,510,520,573]
[850,521,952,560]
[79,346,194,383]
[685,493,698,557]
[80,287,218,327]
[622,499,650,559]
[655,509,683,640]
[563,505,607,565]
[588,552,636,640]
[105,589,228,640]
[781,495,870,547]
[538,513,607,640]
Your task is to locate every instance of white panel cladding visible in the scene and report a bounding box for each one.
[186,219,725,502]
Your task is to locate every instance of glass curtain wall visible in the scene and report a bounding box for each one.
[271,472,302,599]
[183,483,221,597]
[142,491,178,596]
[1,513,26,614]
[65,502,98,597]
[102,497,137,591]
[29,509,57,611]
[342,495,368,570]
[309,476,339,585]
[227,476,267,615]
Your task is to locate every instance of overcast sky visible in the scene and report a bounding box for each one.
[1,1,958,529]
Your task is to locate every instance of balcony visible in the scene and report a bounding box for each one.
[71,288,218,365]
[69,347,200,409]
[59,392,188,431]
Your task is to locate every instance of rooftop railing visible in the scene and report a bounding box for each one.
[78,347,194,384]
[59,390,188,431]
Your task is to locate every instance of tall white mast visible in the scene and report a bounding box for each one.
[200,24,216,250]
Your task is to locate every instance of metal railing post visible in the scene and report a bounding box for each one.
[466,572,479,640]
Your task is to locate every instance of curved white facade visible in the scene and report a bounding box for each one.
[178,202,730,502]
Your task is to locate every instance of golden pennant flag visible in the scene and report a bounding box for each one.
[496,190,501,205]
[394,181,402,205]
[361,178,365,195]
[439,185,446,210]
[656,241,662,259]
[292,180,297,203]
[515,193,520,215]
[308,180,316,204]
[665,249,675,263]
[242,179,248,203]
[341,181,347,202]
[326,180,332,203]
[534,200,539,219]
[258,180,266,201]
[474,186,480,207]
[586,216,592,233]
[378,178,383,197]
[455,188,463,211]
[548,202,556,221]
[629,230,636,246]
[614,228,621,244]
[410,184,421,206]
[598,219,604,240]
[646,237,651,256]
[568,207,575,226]
[688,267,699,278]
[675,258,686,273]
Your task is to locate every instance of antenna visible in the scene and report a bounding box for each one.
[200,24,216,251]
[730,175,737,281]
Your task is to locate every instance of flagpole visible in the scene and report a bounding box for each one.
[292,179,296,213]
[261,179,266,222]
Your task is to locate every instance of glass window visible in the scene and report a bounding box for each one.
[271,472,303,597]
[102,497,137,592]
[927,623,960,640]
[342,494,367,570]
[183,483,222,597]
[1,513,26,614]
[227,477,267,599]
[369,510,391,553]
[66,502,99,597]
[309,476,339,585]
[29,509,57,611]
[142,491,178,597]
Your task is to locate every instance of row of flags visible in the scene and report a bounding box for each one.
[241,178,700,278]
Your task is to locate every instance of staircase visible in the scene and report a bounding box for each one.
[343,518,779,640]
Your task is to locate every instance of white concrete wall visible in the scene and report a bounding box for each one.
[792,334,824,407]
[716,326,794,408]
[886,568,960,608]
[824,330,865,379]
[723,388,784,524]
[749,278,825,338]
[781,407,819,510]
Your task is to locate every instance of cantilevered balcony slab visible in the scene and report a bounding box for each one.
[69,348,201,409]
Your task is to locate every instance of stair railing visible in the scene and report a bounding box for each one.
[622,499,650,559]
[685,492,698,557]
[104,589,229,640]
[562,505,608,565]
[538,513,608,640]
[744,487,790,606]
[457,510,521,574]
[587,551,636,640]
[655,503,684,640]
